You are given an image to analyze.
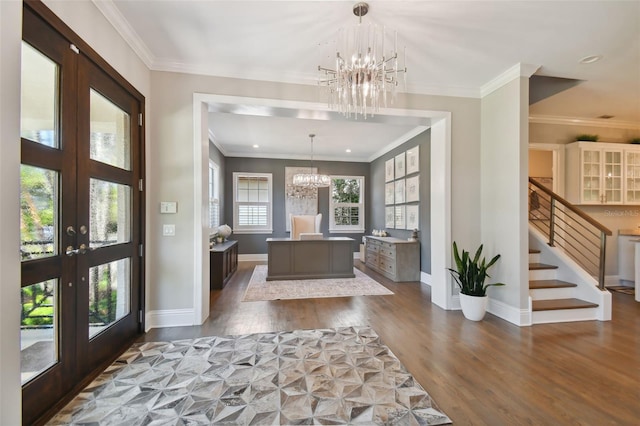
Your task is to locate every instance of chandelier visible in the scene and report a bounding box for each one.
[293,134,330,188]
[318,2,407,119]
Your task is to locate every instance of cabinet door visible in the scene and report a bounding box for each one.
[625,151,640,204]
[581,149,602,203]
[602,150,623,203]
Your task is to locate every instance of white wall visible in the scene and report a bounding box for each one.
[481,75,531,325]
[0,1,24,423]
[0,1,151,423]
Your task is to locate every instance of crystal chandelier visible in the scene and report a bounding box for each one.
[293,134,330,188]
[318,2,407,119]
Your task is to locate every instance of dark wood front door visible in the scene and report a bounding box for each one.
[20,3,145,424]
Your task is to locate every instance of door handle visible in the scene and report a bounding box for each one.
[66,243,88,256]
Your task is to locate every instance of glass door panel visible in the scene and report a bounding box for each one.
[20,42,59,148]
[20,165,58,260]
[604,151,622,203]
[89,179,131,249]
[90,89,131,170]
[88,258,131,339]
[20,279,58,384]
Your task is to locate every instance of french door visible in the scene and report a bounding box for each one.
[20,3,144,424]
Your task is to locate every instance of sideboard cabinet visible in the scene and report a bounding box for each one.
[210,240,238,290]
[364,236,420,282]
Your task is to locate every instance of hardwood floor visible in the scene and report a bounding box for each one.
[140,261,640,425]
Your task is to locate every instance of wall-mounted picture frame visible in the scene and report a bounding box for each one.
[406,146,419,175]
[395,205,406,229]
[385,206,395,228]
[385,182,395,205]
[394,179,405,204]
[406,175,419,203]
[385,158,394,182]
[395,152,406,178]
[406,205,419,230]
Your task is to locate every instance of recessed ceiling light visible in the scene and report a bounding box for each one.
[252,144,259,148]
[579,55,602,64]
[346,149,351,153]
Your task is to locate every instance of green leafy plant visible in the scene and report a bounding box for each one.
[629,137,640,145]
[447,241,504,296]
[575,134,599,142]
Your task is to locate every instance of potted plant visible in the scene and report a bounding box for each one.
[629,137,640,145]
[447,241,504,321]
[575,134,599,142]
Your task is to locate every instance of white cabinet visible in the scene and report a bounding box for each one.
[625,150,640,204]
[566,142,629,205]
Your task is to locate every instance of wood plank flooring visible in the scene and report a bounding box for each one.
[140,261,640,425]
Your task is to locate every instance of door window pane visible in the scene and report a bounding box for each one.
[20,165,58,260]
[21,280,58,384]
[90,179,131,248]
[89,258,131,339]
[90,89,131,170]
[21,42,58,148]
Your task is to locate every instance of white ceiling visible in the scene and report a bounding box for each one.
[97,0,640,160]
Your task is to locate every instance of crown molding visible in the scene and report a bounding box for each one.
[481,63,540,98]
[529,114,640,130]
[91,0,155,69]
[367,126,430,162]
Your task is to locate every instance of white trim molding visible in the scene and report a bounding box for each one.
[145,308,195,332]
[239,253,268,262]
[529,114,640,130]
[420,271,432,286]
[488,297,532,326]
[481,63,540,98]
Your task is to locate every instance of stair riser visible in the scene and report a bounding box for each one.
[532,307,599,324]
[528,253,541,263]
[529,269,557,280]
[529,287,575,300]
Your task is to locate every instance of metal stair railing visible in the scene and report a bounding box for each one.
[528,177,612,290]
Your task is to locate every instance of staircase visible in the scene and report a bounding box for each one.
[528,248,601,323]
[528,178,612,323]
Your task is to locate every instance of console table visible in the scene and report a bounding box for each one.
[210,240,238,290]
[364,236,420,282]
[266,237,355,281]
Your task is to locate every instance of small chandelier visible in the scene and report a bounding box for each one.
[293,134,330,188]
[318,2,407,119]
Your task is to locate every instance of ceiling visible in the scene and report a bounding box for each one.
[96,0,640,161]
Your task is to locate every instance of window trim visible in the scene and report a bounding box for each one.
[329,175,365,233]
[208,160,220,230]
[233,172,273,234]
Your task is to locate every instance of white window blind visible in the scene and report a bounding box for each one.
[329,176,365,232]
[233,173,272,233]
[209,161,220,229]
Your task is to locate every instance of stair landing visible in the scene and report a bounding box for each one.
[532,298,598,311]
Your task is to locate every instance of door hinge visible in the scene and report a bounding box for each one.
[139,243,144,257]
[139,310,143,323]
[138,113,143,127]
[139,179,144,192]
[70,44,79,54]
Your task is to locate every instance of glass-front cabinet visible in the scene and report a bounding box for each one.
[625,150,640,204]
[566,142,628,205]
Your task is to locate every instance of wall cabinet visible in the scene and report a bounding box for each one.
[210,240,238,290]
[565,142,640,205]
[364,236,420,282]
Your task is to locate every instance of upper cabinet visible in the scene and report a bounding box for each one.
[565,142,640,205]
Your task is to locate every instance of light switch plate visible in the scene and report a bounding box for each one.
[163,224,175,236]
[160,202,177,214]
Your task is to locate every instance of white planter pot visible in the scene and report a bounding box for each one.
[459,294,488,321]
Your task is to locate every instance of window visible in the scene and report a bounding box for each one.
[233,172,272,233]
[329,176,365,232]
[209,161,220,229]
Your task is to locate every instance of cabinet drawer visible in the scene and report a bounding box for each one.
[378,258,396,275]
[365,252,378,265]
[379,247,395,258]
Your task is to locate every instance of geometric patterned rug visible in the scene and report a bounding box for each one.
[242,265,394,302]
[47,326,451,425]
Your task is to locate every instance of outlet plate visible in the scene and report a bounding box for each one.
[163,224,175,236]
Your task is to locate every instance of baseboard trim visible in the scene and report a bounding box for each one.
[145,308,195,331]
[420,271,432,286]
[239,253,267,262]
[488,298,532,326]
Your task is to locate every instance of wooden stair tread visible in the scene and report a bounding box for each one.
[529,279,578,289]
[532,298,598,311]
[529,263,558,270]
[529,249,541,254]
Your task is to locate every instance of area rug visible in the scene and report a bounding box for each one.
[47,326,451,425]
[607,285,635,295]
[242,265,393,302]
